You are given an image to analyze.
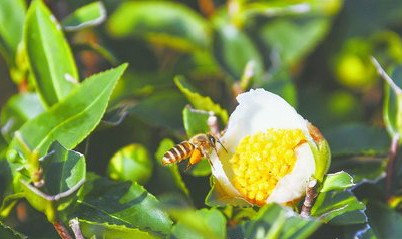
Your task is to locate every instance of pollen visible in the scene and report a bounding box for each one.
[230,129,306,205]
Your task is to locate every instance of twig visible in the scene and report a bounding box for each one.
[386,134,400,199]
[69,218,84,239]
[300,179,319,218]
[371,57,402,94]
[53,220,73,239]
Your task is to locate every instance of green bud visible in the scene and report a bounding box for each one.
[107,144,153,185]
[308,123,331,182]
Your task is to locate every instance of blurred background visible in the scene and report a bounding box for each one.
[1,0,402,237]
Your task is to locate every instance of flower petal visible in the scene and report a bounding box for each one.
[221,89,309,151]
[266,143,315,203]
[210,88,316,205]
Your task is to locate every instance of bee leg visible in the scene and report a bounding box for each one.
[186,149,203,171]
[185,162,194,171]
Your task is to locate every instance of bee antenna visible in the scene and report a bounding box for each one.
[217,139,228,153]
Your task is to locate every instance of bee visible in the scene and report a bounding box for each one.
[162,133,226,169]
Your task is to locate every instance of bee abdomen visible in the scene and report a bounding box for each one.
[162,142,195,165]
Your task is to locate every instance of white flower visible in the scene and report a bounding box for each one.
[210,89,330,206]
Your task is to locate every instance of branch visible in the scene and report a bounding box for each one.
[300,179,319,218]
[53,220,73,239]
[69,218,84,239]
[386,134,400,199]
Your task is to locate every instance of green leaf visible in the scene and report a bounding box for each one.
[331,154,386,185]
[238,1,341,20]
[384,65,402,139]
[24,0,79,106]
[171,208,226,239]
[130,96,183,131]
[68,174,173,236]
[20,142,85,222]
[241,204,321,239]
[183,106,210,137]
[260,17,330,67]
[10,64,127,158]
[107,2,210,51]
[175,76,228,123]
[0,156,15,201]
[62,2,106,31]
[107,144,153,185]
[128,90,186,131]
[0,193,24,218]
[151,138,189,196]
[324,124,390,158]
[182,106,212,176]
[111,71,174,101]
[79,220,158,239]
[0,222,27,239]
[0,0,25,65]
[320,171,355,192]
[0,93,44,141]
[41,141,85,196]
[311,190,366,225]
[366,202,402,239]
[213,22,264,81]
[308,124,331,182]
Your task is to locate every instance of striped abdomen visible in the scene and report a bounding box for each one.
[162,141,196,165]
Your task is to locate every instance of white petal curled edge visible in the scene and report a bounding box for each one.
[221,88,309,152]
[266,143,315,203]
[211,88,315,204]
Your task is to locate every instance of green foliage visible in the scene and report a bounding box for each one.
[175,76,228,123]
[107,1,210,51]
[21,142,85,222]
[384,65,402,140]
[366,202,402,238]
[62,2,106,31]
[213,22,264,81]
[107,143,153,185]
[0,93,44,141]
[0,0,25,66]
[79,220,158,239]
[171,208,226,239]
[0,0,402,238]
[24,0,78,106]
[9,64,127,158]
[68,174,172,236]
[0,221,27,239]
[240,204,321,239]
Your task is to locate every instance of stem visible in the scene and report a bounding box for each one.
[69,218,84,239]
[386,134,400,199]
[371,57,402,94]
[53,220,73,239]
[301,179,319,218]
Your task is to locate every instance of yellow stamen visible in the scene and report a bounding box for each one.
[230,129,306,205]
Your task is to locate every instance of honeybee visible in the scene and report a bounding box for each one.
[162,133,226,169]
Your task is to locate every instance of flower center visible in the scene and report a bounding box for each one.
[229,129,306,205]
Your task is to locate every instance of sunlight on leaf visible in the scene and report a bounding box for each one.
[24,0,78,106]
[9,64,127,158]
[175,76,228,124]
[69,174,172,236]
[62,2,106,31]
